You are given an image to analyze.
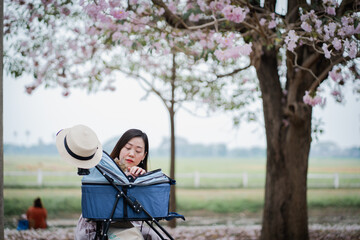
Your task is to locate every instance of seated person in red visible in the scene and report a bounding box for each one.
[26,197,47,229]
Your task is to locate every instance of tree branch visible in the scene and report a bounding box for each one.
[216,64,252,78]
[308,56,346,93]
[292,51,320,82]
[151,0,255,33]
[187,18,227,30]
[151,0,188,29]
[119,69,170,108]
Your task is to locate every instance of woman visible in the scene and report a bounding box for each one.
[110,129,149,178]
[26,197,47,229]
[110,129,161,239]
[76,129,160,240]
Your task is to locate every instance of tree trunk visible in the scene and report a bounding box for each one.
[255,47,312,240]
[168,53,177,228]
[168,107,176,228]
[0,0,4,238]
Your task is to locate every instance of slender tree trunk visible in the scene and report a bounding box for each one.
[168,53,177,228]
[0,0,4,238]
[168,106,176,228]
[254,47,311,240]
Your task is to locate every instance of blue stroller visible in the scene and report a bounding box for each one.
[80,151,184,240]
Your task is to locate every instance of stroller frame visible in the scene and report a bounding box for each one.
[79,152,184,240]
[93,165,176,240]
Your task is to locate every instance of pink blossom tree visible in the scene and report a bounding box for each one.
[5,0,254,228]
[4,0,360,239]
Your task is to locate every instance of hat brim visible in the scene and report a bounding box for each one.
[56,128,103,169]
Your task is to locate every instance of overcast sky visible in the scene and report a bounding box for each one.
[4,72,360,149]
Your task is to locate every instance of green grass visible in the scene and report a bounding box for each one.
[4,188,82,218]
[4,155,76,172]
[5,155,360,175]
[4,155,360,221]
[5,155,359,188]
[4,188,360,219]
[150,157,267,175]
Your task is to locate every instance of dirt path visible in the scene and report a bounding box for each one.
[5,224,360,240]
[5,209,360,239]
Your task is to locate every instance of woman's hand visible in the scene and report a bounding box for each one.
[127,166,146,178]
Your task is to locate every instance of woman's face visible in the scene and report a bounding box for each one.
[119,137,146,169]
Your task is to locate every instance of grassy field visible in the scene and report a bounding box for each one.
[4,154,360,228]
[5,155,360,173]
[4,155,360,187]
[4,187,360,215]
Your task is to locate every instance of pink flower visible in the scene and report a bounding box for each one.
[98,14,112,24]
[197,0,208,12]
[332,38,342,51]
[259,18,266,26]
[222,5,248,23]
[167,2,177,14]
[284,30,299,52]
[343,25,355,35]
[268,20,276,29]
[189,13,200,22]
[326,7,336,15]
[157,8,165,15]
[87,26,98,36]
[232,7,248,23]
[207,40,215,49]
[342,16,353,25]
[209,1,225,11]
[238,42,252,55]
[109,0,121,8]
[315,19,322,34]
[300,13,309,22]
[322,43,331,58]
[112,32,122,41]
[68,40,77,51]
[347,41,357,59]
[199,39,207,48]
[267,13,277,29]
[84,3,100,19]
[214,43,252,61]
[323,0,338,15]
[329,67,342,83]
[220,33,235,47]
[110,9,129,20]
[214,49,226,61]
[303,91,323,107]
[301,22,312,32]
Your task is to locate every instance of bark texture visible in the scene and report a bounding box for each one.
[254,46,312,240]
[251,42,333,239]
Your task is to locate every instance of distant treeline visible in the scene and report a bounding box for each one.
[4,137,360,158]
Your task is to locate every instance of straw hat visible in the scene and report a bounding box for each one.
[56,124,103,169]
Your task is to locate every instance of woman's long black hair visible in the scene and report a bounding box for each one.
[110,129,149,171]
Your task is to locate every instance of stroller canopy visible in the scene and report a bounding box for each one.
[81,152,173,186]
